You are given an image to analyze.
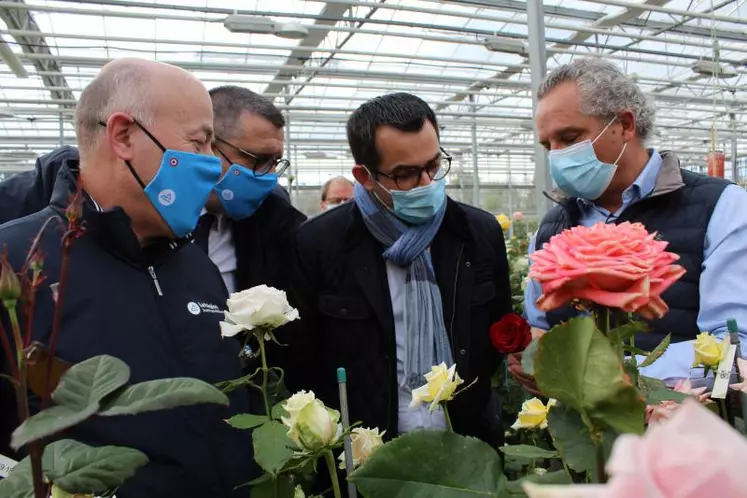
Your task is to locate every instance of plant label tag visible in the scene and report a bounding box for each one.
[0,453,18,478]
[712,337,737,399]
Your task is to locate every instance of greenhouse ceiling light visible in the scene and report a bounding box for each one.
[223,15,308,39]
[483,36,527,56]
[691,60,738,79]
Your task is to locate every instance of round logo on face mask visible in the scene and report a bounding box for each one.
[158,189,176,206]
[221,189,235,201]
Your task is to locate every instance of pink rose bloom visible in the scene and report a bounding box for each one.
[528,222,686,319]
[644,400,678,425]
[512,211,524,221]
[524,399,747,497]
[672,378,711,404]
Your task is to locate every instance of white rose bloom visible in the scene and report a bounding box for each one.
[220,285,300,338]
[281,390,317,429]
[338,427,386,469]
[287,399,342,451]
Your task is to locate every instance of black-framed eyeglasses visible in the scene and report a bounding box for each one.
[372,147,452,190]
[214,137,290,177]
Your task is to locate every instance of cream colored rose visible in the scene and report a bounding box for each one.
[338,427,386,469]
[220,285,300,338]
[409,363,465,412]
[511,397,556,430]
[281,390,316,428]
[285,399,342,451]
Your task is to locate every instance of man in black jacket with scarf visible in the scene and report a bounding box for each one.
[0,58,254,497]
[284,93,512,447]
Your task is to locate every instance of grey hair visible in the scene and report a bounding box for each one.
[209,85,285,141]
[75,61,154,154]
[538,58,656,140]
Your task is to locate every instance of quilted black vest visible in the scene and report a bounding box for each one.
[534,165,730,351]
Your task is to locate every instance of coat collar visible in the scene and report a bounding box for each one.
[49,163,185,266]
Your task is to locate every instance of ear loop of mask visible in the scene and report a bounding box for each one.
[362,166,392,209]
[592,116,628,165]
[98,119,167,189]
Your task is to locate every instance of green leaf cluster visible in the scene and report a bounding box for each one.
[1,354,230,497]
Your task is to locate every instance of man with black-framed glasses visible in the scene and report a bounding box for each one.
[194,85,306,295]
[282,92,512,449]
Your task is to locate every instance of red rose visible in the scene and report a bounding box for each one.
[490,313,531,354]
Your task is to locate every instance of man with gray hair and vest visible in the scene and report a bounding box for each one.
[509,57,747,393]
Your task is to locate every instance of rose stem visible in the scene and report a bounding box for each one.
[258,330,272,419]
[324,450,343,498]
[442,403,453,432]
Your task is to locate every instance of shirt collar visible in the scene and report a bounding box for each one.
[577,148,663,210]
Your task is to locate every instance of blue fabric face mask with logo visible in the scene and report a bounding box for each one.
[213,164,278,220]
[548,117,628,200]
[109,120,222,238]
[389,178,447,225]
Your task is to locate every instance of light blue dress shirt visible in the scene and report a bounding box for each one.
[525,150,747,384]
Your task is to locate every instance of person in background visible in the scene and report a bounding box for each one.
[319,175,354,212]
[510,58,747,393]
[284,93,512,448]
[200,85,306,293]
[0,58,253,497]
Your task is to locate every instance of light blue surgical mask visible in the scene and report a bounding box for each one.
[548,117,627,200]
[105,120,222,238]
[389,178,447,225]
[213,164,278,220]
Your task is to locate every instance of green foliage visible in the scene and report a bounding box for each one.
[253,421,296,477]
[250,474,296,498]
[42,439,148,494]
[99,377,228,416]
[639,334,671,368]
[227,414,270,430]
[0,458,33,498]
[534,316,645,435]
[499,445,558,460]
[502,470,572,497]
[521,339,539,376]
[546,404,616,482]
[0,440,148,498]
[350,430,506,498]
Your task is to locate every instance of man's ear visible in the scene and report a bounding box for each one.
[106,112,136,161]
[352,165,375,191]
[618,109,637,143]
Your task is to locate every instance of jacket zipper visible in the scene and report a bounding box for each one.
[148,265,163,296]
[449,243,465,346]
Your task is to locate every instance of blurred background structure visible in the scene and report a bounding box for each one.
[0,0,744,217]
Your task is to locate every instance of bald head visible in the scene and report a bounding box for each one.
[75,58,211,155]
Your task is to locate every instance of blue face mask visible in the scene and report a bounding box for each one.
[548,117,627,200]
[389,178,447,225]
[213,164,278,220]
[113,120,222,238]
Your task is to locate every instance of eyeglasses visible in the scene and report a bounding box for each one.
[214,137,290,176]
[373,148,452,190]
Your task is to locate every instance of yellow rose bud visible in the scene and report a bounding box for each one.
[692,332,725,368]
[294,485,306,498]
[511,397,556,431]
[409,363,464,412]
